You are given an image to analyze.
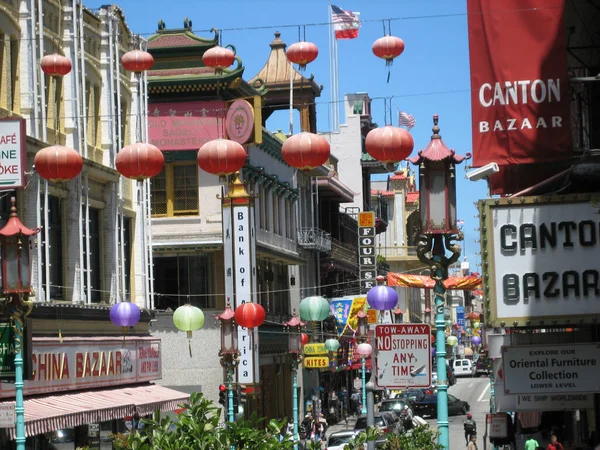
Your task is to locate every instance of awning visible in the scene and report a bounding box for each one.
[3,384,189,439]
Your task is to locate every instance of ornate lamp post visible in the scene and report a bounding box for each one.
[356,309,369,414]
[408,115,468,450]
[215,301,239,423]
[283,311,305,450]
[0,198,39,450]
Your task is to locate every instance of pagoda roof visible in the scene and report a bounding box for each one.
[250,32,321,96]
[146,21,265,97]
[407,115,470,165]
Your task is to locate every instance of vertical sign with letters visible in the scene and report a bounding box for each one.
[222,194,234,305]
[231,202,259,384]
[358,211,377,293]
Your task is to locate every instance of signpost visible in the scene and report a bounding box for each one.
[502,343,600,394]
[375,324,431,388]
[358,212,376,293]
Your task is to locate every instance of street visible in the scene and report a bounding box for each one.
[326,376,492,450]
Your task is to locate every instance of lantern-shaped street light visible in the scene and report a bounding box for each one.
[408,115,469,450]
[393,308,403,324]
[215,301,239,423]
[356,309,368,342]
[283,311,306,450]
[0,198,40,450]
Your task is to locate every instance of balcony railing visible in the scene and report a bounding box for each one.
[297,228,332,253]
[377,246,418,259]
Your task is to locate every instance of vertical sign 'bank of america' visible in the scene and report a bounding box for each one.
[358,211,377,294]
[222,176,260,384]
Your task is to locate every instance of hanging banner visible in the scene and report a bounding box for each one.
[386,273,482,290]
[343,296,367,336]
[467,0,571,169]
[330,298,353,336]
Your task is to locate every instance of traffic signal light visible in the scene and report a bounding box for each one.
[239,385,248,404]
[232,390,239,409]
[218,384,227,406]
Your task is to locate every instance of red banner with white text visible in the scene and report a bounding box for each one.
[467,0,571,168]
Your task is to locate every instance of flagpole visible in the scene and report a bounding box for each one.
[328,1,333,132]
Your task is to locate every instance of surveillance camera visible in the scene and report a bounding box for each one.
[465,162,499,182]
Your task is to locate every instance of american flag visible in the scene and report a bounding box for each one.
[398,110,416,131]
[457,219,465,227]
[331,5,361,40]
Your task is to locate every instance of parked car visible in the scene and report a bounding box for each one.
[326,431,363,450]
[355,413,399,447]
[453,358,476,377]
[395,388,426,404]
[411,394,470,418]
[379,398,409,417]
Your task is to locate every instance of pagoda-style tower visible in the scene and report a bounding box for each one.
[251,32,322,133]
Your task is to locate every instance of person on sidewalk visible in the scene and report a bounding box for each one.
[463,413,477,445]
[547,434,563,450]
[467,434,478,450]
[525,435,540,450]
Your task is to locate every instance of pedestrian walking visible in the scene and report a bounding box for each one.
[463,413,477,445]
[467,434,478,450]
[547,435,563,450]
[525,435,540,450]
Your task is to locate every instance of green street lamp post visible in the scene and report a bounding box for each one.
[0,198,39,450]
[215,302,239,423]
[283,311,305,450]
[408,116,468,450]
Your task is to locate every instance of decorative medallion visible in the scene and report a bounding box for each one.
[226,99,254,144]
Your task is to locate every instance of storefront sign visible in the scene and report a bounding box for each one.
[456,306,465,344]
[0,338,161,398]
[303,343,327,356]
[358,212,376,293]
[304,357,329,369]
[0,403,15,427]
[480,196,600,327]
[0,118,26,189]
[502,343,600,395]
[148,101,226,151]
[226,99,254,144]
[0,320,32,381]
[467,0,570,169]
[375,324,431,388]
[487,413,509,439]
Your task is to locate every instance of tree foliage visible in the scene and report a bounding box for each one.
[380,425,443,450]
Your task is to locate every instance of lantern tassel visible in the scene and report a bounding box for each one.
[187,331,193,357]
[122,326,128,346]
[58,328,63,343]
[387,67,391,84]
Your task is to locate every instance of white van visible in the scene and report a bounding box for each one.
[453,359,475,377]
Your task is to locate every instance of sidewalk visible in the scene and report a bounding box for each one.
[326,415,358,436]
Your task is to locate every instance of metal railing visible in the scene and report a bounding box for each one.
[297,228,332,253]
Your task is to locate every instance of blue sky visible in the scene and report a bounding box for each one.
[111,0,487,270]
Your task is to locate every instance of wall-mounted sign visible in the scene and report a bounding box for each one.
[0,320,32,381]
[479,195,600,327]
[358,211,376,293]
[0,337,161,398]
[304,357,329,369]
[226,99,254,145]
[375,324,431,388]
[148,101,226,151]
[487,413,509,439]
[304,343,327,356]
[502,343,600,395]
[0,118,26,189]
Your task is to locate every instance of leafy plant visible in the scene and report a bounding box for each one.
[380,425,443,450]
[343,427,381,449]
[112,392,298,450]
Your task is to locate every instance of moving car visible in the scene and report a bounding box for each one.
[326,431,363,450]
[395,388,426,404]
[411,394,470,418]
[453,359,476,377]
[379,398,409,418]
[475,358,490,376]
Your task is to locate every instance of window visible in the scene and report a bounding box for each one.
[257,184,267,230]
[86,81,101,148]
[82,207,101,303]
[41,195,64,300]
[273,194,281,235]
[151,163,198,217]
[120,217,132,300]
[153,254,214,309]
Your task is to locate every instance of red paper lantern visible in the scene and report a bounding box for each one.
[202,46,235,71]
[372,35,405,66]
[234,302,266,329]
[281,132,330,171]
[115,143,164,180]
[121,50,154,72]
[365,126,414,163]
[34,145,82,182]
[197,139,247,176]
[301,333,309,347]
[40,54,72,77]
[286,41,319,70]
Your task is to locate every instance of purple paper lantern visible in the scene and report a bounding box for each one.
[110,302,141,327]
[471,335,482,346]
[367,285,398,311]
